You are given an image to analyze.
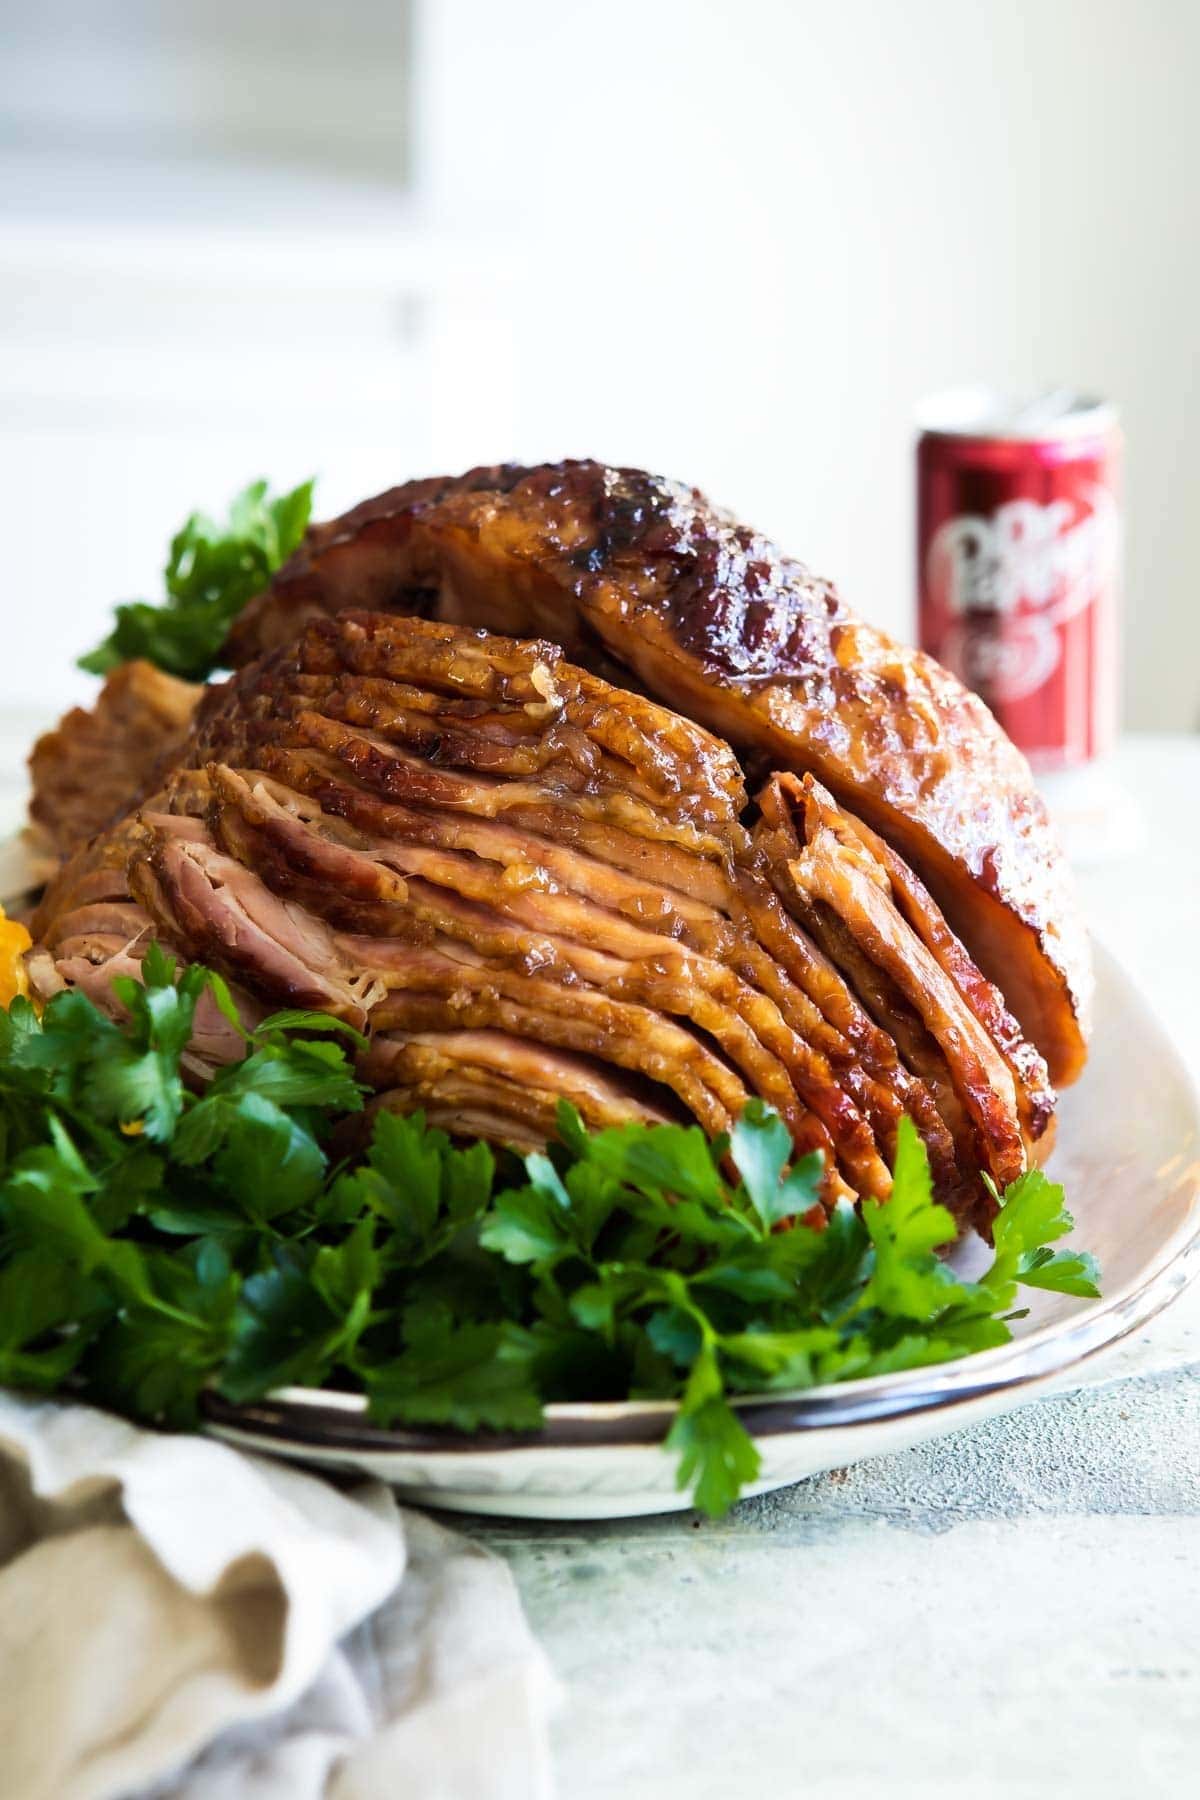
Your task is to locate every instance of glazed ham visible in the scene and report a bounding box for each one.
[227,463,1091,1084]
[28,659,200,860]
[29,611,1059,1233]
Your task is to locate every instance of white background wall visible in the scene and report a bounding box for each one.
[420,0,1200,735]
[1,0,1196,734]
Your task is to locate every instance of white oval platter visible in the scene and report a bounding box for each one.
[202,944,1200,1519]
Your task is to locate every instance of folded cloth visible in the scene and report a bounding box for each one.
[0,1392,557,1800]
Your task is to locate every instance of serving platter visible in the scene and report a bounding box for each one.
[2,798,1195,1520]
[201,943,1200,1518]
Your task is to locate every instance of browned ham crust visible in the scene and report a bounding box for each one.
[28,660,201,859]
[227,462,1090,1084]
[28,612,1057,1232]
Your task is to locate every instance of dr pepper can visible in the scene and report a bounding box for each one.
[916,389,1121,771]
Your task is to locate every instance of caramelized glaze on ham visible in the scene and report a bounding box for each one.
[29,612,1059,1232]
[226,462,1090,1085]
[28,659,200,858]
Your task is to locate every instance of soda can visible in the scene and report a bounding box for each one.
[916,388,1121,771]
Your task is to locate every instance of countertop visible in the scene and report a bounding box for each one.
[463,735,1200,1800]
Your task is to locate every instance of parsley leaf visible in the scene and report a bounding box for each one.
[366,1307,544,1433]
[480,1181,573,1264]
[220,1228,377,1403]
[986,1168,1101,1300]
[858,1116,962,1320]
[730,1098,824,1230]
[328,1110,494,1263]
[665,1346,761,1517]
[0,1250,110,1389]
[79,478,314,680]
[211,1091,327,1220]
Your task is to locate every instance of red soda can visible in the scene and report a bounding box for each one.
[916,389,1121,771]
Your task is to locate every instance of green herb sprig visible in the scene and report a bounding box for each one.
[0,951,1100,1515]
[79,478,314,681]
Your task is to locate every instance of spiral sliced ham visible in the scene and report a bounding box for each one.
[29,611,1058,1234]
[226,462,1091,1084]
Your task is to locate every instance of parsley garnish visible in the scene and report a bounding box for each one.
[0,958,1100,1514]
[79,478,314,681]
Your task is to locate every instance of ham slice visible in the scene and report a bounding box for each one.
[29,659,200,858]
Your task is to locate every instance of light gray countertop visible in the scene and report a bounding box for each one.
[462,735,1200,1800]
[483,1370,1200,1798]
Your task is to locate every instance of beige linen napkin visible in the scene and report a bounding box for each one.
[0,1392,556,1800]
